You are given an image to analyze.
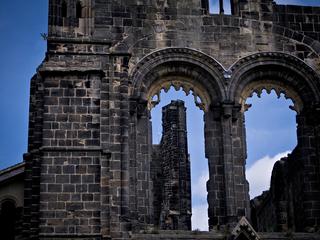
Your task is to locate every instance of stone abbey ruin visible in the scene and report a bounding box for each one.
[1,0,320,239]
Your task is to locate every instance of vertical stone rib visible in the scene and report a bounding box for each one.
[221,104,237,226]
[119,57,131,233]
[100,72,111,238]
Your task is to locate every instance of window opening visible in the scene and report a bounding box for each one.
[0,199,17,240]
[151,88,209,231]
[245,90,297,199]
[223,0,232,15]
[209,0,232,14]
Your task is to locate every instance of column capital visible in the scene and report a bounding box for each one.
[299,103,320,125]
[210,102,242,121]
[129,97,148,118]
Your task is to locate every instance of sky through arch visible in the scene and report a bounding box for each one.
[151,88,209,230]
[244,91,297,199]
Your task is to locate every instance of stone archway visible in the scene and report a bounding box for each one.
[228,52,320,232]
[130,47,226,103]
[128,48,227,231]
[108,49,320,234]
[229,52,320,107]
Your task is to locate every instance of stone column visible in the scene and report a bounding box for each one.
[100,63,111,239]
[205,106,226,230]
[231,107,251,221]
[129,98,154,231]
[119,56,131,233]
[296,106,320,232]
[107,55,132,239]
[206,102,250,231]
[220,103,250,227]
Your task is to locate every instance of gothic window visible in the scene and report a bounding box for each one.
[150,89,208,230]
[76,1,83,18]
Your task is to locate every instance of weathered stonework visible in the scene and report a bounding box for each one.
[151,100,191,230]
[10,0,320,239]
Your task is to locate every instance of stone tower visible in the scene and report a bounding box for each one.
[19,0,320,239]
[152,100,191,230]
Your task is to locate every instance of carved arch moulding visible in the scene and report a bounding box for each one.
[129,48,227,112]
[128,49,320,115]
[228,52,320,114]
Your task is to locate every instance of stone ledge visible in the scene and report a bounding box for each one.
[260,232,320,240]
[131,231,320,240]
[39,234,101,240]
[131,231,225,240]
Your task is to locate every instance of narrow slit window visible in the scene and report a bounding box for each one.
[61,0,67,18]
[76,1,83,18]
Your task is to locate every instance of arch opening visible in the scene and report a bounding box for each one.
[150,87,209,231]
[0,199,17,240]
[147,77,210,112]
[240,80,303,114]
[229,55,320,232]
[130,48,225,232]
[244,90,297,200]
[244,90,299,232]
[130,48,226,105]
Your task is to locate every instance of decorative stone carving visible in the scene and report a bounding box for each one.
[146,77,210,111]
[239,80,303,113]
[231,217,261,240]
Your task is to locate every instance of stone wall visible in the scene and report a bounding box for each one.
[252,135,320,233]
[19,0,320,239]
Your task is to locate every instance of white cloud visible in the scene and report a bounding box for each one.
[246,151,290,199]
[192,172,209,198]
[192,172,209,230]
[190,151,290,230]
[192,204,209,231]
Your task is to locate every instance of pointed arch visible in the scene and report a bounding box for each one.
[228,52,320,113]
[130,48,226,112]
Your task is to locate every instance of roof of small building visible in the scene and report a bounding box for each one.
[0,162,25,185]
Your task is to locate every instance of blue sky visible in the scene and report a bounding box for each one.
[151,87,297,229]
[0,0,319,231]
[0,1,48,169]
[210,0,320,13]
